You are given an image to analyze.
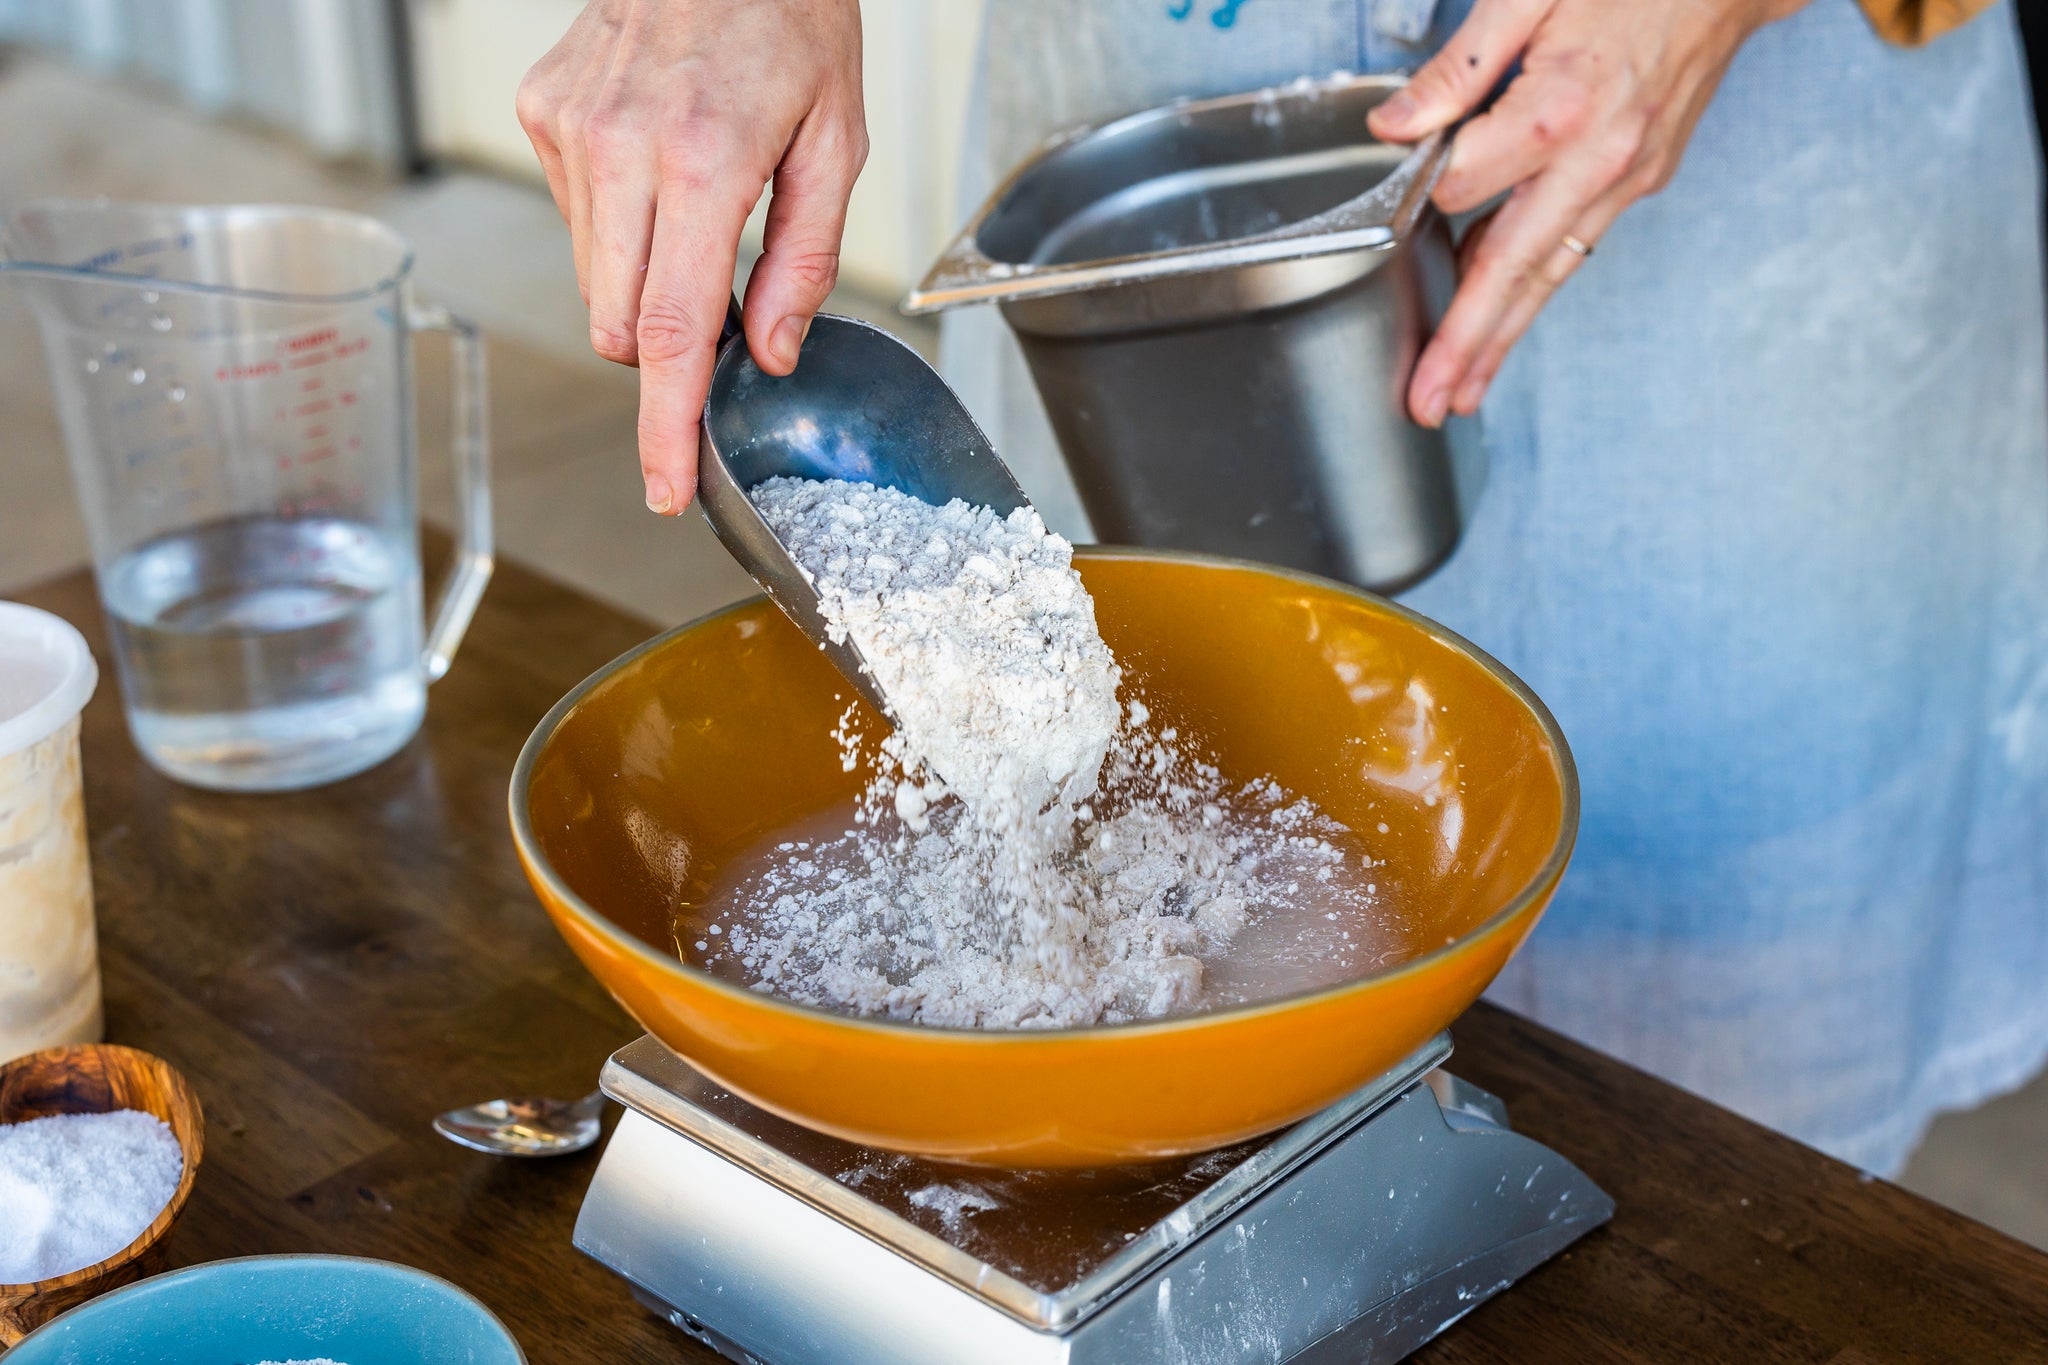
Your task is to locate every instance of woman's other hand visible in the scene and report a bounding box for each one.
[518,0,867,513]
[1368,0,1806,426]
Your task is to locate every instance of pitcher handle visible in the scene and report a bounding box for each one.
[408,303,494,683]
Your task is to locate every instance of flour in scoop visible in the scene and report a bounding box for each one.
[711,478,1402,1028]
[752,476,1120,822]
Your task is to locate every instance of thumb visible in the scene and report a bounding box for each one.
[1368,0,1543,141]
[745,103,867,376]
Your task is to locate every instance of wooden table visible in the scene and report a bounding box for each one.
[18,556,2048,1363]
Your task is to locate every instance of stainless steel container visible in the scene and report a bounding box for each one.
[905,74,1459,593]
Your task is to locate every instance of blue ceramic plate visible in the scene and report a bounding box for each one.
[7,1255,525,1364]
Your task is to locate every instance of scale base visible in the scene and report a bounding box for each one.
[575,1037,1611,1364]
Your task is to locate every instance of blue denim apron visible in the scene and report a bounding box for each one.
[939,0,2048,1172]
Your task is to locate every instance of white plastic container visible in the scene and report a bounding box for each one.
[0,602,102,1063]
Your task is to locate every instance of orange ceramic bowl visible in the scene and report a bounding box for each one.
[511,548,1576,1167]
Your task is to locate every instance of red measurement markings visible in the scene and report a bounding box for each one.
[338,391,358,407]
[281,488,341,516]
[304,425,329,439]
[217,361,282,382]
[333,337,369,359]
[288,352,331,370]
[300,376,325,392]
[294,400,333,418]
[276,448,337,469]
[286,327,339,353]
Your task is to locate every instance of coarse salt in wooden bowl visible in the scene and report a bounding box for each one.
[0,1043,205,1345]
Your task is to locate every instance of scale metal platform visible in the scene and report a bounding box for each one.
[575,1034,1612,1363]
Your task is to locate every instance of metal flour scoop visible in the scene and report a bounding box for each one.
[695,296,1029,720]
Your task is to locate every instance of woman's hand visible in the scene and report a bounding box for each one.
[518,0,867,513]
[1368,0,1805,426]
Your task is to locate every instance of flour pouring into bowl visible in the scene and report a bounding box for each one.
[686,477,1407,1029]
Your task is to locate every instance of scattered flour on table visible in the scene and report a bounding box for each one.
[0,1108,183,1282]
[717,477,1386,1029]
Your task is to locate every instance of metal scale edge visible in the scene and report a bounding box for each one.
[573,1035,1614,1364]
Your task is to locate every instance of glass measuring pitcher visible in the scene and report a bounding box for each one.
[2,202,491,791]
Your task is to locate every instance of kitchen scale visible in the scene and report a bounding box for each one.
[574,1033,1613,1364]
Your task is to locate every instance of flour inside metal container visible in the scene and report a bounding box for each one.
[687,477,1404,1029]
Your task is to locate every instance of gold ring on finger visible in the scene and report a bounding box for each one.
[1560,234,1594,258]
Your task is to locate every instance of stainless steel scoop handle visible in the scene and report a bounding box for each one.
[719,292,744,350]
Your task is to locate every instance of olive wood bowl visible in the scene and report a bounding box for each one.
[0,1043,205,1344]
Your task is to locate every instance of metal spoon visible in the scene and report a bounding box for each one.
[695,294,1033,719]
[433,1090,605,1157]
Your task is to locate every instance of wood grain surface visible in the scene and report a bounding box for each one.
[12,554,2048,1363]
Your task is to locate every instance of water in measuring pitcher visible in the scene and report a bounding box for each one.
[100,515,426,791]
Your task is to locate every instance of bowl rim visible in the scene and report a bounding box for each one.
[508,544,1580,1043]
[0,1042,204,1294]
[6,1253,526,1361]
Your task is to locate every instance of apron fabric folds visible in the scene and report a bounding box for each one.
[940,0,2048,1173]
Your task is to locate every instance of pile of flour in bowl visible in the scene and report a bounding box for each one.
[706,477,1385,1029]
[754,476,1122,827]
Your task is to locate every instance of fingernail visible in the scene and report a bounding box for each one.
[1416,387,1450,428]
[772,315,807,369]
[1376,91,1417,130]
[645,473,673,515]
